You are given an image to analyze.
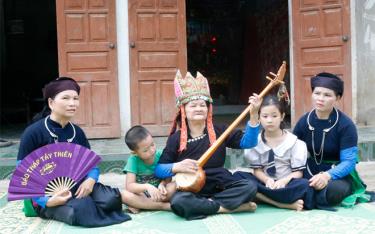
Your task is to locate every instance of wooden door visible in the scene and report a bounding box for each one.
[128,0,187,136]
[56,0,120,138]
[292,0,351,123]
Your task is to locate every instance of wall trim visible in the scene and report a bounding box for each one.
[350,0,358,123]
[116,0,131,136]
[288,0,296,126]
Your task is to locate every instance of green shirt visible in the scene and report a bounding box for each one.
[123,149,162,187]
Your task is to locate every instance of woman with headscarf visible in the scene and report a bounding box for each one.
[293,72,371,209]
[155,71,261,220]
[17,77,131,227]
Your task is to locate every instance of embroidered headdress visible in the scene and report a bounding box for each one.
[171,70,216,152]
[174,70,213,107]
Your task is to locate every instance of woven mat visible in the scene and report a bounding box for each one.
[1,193,375,234]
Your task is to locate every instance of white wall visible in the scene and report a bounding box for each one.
[354,0,375,126]
[116,0,131,136]
[351,0,358,123]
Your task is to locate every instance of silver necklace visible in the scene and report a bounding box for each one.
[307,107,339,165]
[44,115,76,143]
[187,133,207,143]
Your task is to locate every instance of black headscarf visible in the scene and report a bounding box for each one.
[310,72,344,96]
[43,77,80,100]
[31,77,80,123]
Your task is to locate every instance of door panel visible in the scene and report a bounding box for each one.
[56,0,120,138]
[292,0,351,123]
[129,0,187,136]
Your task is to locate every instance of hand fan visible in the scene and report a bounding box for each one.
[8,143,101,201]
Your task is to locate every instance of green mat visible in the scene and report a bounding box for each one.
[1,193,375,234]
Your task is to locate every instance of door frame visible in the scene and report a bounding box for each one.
[120,0,356,133]
[288,0,296,125]
[116,0,132,136]
[56,0,121,138]
[288,0,354,126]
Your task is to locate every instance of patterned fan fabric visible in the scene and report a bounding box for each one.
[8,143,101,201]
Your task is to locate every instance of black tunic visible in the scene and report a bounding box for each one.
[17,117,131,227]
[159,125,257,220]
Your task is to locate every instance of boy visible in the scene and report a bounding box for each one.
[124,125,176,213]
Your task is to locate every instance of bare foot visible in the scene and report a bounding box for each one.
[255,193,304,211]
[290,199,304,211]
[161,202,171,211]
[127,206,140,214]
[121,190,171,211]
[219,201,257,213]
[280,199,304,211]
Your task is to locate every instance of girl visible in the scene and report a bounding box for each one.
[234,95,315,211]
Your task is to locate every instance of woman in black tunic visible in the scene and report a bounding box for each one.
[17,77,131,227]
[155,71,261,220]
[293,73,371,208]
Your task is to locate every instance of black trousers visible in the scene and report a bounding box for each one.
[304,161,353,209]
[316,177,352,207]
[37,183,131,227]
[170,179,257,220]
[233,171,315,210]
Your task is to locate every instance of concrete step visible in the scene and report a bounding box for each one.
[358,126,375,162]
[2,162,374,193]
[0,137,168,179]
[1,127,374,179]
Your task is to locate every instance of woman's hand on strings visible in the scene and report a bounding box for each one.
[172,159,199,174]
[75,177,96,198]
[46,189,72,207]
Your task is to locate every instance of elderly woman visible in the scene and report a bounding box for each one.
[155,71,261,220]
[293,72,371,209]
[17,77,131,227]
